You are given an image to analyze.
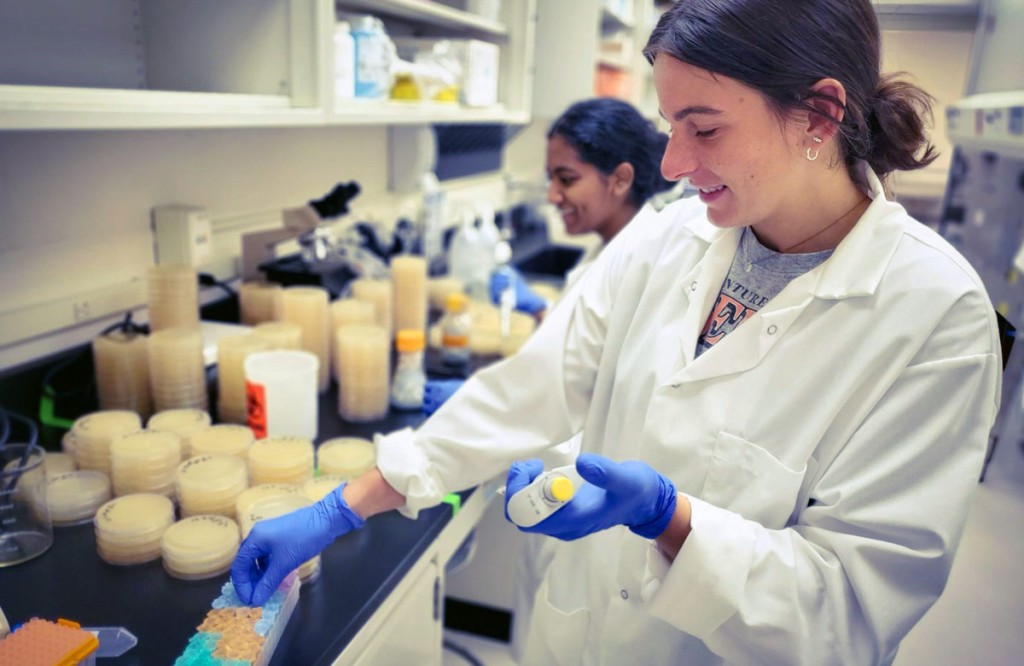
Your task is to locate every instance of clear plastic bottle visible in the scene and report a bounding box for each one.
[334,21,355,100]
[448,205,496,302]
[391,329,426,410]
[441,292,472,367]
[352,16,392,100]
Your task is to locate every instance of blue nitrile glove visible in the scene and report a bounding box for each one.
[504,454,677,540]
[423,378,465,415]
[489,266,546,315]
[232,483,365,606]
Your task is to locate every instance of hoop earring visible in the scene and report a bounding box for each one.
[805,136,823,162]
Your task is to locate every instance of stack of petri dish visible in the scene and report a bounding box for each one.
[176,455,249,519]
[247,436,315,486]
[148,264,199,332]
[189,424,255,459]
[301,475,347,503]
[71,410,143,474]
[92,330,153,419]
[161,514,241,580]
[44,471,112,526]
[43,452,76,477]
[239,281,283,326]
[252,321,303,351]
[6,449,78,510]
[148,328,208,412]
[216,334,272,425]
[234,483,300,520]
[316,437,376,479]
[148,409,212,459]
[241,494,321,583]
[110,430,183,498]
[94,493,176,565]
[61,430,77,456]
[279,286,331,392]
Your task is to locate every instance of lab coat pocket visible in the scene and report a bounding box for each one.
[522,578,591,666]
[700,431,806,528]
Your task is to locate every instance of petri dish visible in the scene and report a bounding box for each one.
[316,437,375,478]
[147,409,212,458]
[71,410,143,472]
[111,431,182,497]
[247,437,314,486]
[301,475,347,503]
[161,515,241,580]
[45,470,112,526]
[94,493,175,565]
[175,455,248,519]
[188,425,255,459]
[234,484,300,520]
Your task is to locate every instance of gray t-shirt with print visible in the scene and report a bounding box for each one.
[696,227,833,357]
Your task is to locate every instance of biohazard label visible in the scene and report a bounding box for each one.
[246,381,267,439]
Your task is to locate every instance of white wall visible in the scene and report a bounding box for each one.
[881,27,976,204]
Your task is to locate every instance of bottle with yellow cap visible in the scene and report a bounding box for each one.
[391,329,426,410]
[440,292,471,367]
[506,464,581,528]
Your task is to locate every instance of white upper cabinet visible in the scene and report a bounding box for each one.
[0,0,536,130]
[872,0,980,29]
[532,0,659,120]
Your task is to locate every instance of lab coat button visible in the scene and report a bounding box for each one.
[767,324,778,335]
[620,589,628,600]
[690,281,698,292]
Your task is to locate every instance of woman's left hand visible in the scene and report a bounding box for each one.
[505,453,678,540]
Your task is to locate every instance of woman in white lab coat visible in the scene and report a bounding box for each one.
[490,97,677,318]
[232,1,1002,663]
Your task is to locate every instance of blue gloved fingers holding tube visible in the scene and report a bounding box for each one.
[423,378,465,415]
[232,483,365,606]
[503,458,547,523]
[489,266,547,316]
[505,453,677,541]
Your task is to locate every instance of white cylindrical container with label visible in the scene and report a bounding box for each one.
[244,350,319,440]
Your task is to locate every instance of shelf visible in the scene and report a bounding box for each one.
[596,56,632,72]
[872,0,979,28]
[600,6,635,32]
[946,91,1024,159]
[336,0,508,39]
[872,0,979,15]
[329,98,528,125]
[0,84,323,130]
[0,86,533,130]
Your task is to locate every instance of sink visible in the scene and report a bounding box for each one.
[514,245,584,280]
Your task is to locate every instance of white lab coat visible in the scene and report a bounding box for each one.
[376,166,1001,665]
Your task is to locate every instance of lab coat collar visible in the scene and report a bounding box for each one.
[672,164,905,380]
[684,164,906,302]
[811,164,906,300]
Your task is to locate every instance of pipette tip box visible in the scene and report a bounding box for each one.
[0,617,99,666]
[173,571,300,666]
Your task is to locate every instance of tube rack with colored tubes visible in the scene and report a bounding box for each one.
[173,571,300,666]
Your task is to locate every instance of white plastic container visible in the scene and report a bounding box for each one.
[448,205,496,302]
[334,21,355,100]
[244,350,319,440]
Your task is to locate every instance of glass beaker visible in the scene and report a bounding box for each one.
[0,444,53,566]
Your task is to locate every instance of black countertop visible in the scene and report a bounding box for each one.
[0,388,469,665]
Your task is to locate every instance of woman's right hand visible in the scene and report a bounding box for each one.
[231,483,365,606]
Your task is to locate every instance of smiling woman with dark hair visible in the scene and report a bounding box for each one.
[233,2,1000,664]
[489,97,676,318]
